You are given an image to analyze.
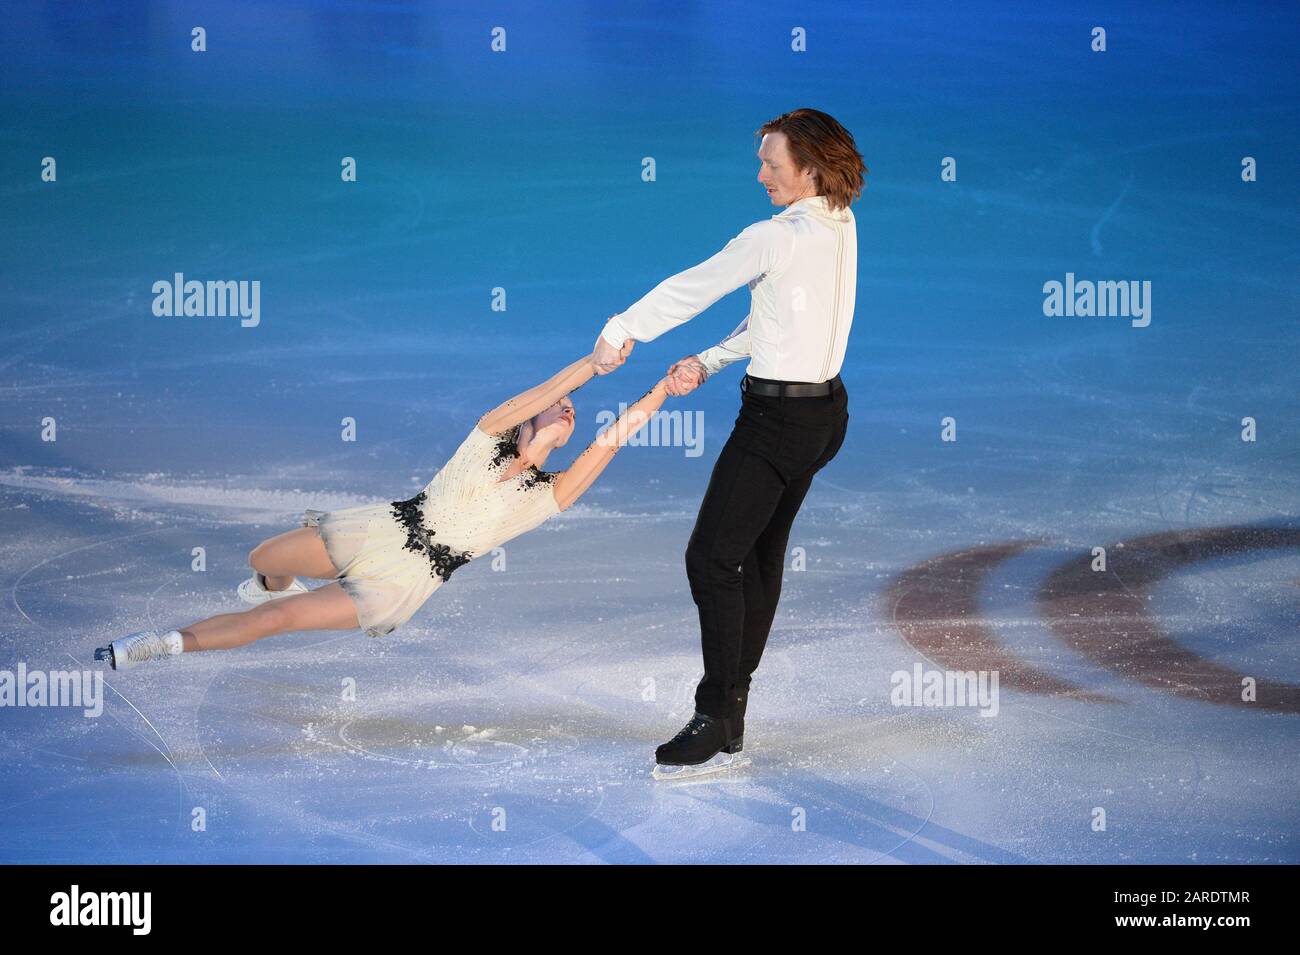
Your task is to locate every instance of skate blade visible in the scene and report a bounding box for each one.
[652,752,752,781]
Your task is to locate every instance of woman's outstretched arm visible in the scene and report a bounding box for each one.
[553,378,671,511]
[477,341,632,436]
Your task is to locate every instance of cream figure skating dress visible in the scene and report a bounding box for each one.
[301,422,561,637]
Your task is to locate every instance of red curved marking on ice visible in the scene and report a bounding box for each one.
[886,541,1114,702]
[1038,525,1300,714]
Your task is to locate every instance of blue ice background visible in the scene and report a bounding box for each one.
[0,0,1296,863]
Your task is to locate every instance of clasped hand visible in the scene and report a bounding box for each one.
[592,326,708,397]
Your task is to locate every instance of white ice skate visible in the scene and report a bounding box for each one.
[237,572,309,605]
[651,750,753,781]
[94,629,183,671]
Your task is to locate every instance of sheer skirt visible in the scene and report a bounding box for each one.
[301,504,447,637]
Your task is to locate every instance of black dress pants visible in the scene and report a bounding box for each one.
[685,373,849,719]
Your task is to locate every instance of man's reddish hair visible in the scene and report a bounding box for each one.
[758,108,867,212]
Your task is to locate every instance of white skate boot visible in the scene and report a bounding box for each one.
[237,572,309,606]
[94,629,184,671]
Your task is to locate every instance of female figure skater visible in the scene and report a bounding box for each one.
[95,340,668,669]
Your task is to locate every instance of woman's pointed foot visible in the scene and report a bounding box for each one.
[237,574,309,605]
[95,629,183,670]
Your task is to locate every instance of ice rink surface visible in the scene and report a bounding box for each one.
[1,1,1296,862]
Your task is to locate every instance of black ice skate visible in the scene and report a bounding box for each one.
[730,690,748,753]
[652,711,751,781]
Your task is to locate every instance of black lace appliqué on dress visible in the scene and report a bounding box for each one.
[490,424,558,491]
[389,490,473,582]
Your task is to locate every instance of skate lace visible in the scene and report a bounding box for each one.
[670,714,711,743]
[125,633,164,662]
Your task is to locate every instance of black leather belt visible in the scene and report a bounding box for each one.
[741,373,843,398]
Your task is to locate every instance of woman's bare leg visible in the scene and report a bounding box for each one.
[249,527,340,591]
[179,583,360,652]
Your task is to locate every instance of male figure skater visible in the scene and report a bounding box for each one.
[592,108,867,776]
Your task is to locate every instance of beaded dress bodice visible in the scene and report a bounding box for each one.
[388,423,562,582]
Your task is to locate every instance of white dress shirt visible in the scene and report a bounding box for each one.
[600,194,857,383]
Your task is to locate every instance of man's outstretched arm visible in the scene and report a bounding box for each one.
[598,218,793,351]
[694,313,753,378]
[665,313,752,396]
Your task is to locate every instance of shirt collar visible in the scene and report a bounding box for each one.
[773,194,852,222]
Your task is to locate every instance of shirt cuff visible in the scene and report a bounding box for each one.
[600,317,631,349]
[694,349,725,378]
